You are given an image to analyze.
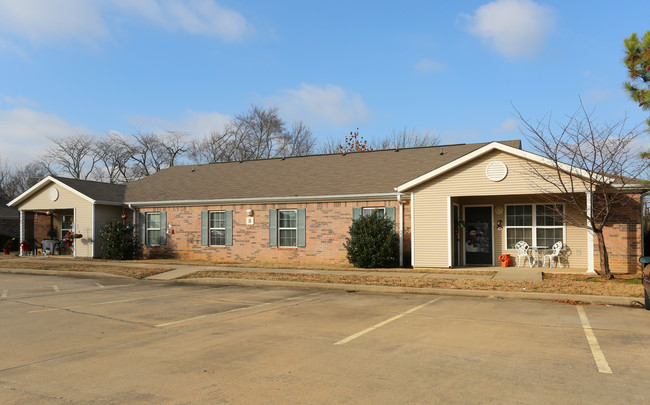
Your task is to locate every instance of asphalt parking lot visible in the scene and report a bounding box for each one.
[1,273,649,404]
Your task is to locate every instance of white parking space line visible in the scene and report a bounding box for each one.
[95,283,104,288]
[1,290,7,298]
[576,306,612,374]
[155,293,320,328]
[28,287,218,314]
[52,285,60,293]
[335,298,440,345]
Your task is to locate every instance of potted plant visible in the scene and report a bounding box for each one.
[46,227,58,240]
[3,238,17,254]
[19,240,31,254]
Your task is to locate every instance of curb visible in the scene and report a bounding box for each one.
[173,277,643,308]
[0,268,130,279]
[1,267,642,308]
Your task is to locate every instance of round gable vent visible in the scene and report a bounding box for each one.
[49,187,59,201]
[486,161,508,182]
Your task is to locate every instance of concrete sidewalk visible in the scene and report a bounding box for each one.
[144,265,542,281]
[0,257,641,307]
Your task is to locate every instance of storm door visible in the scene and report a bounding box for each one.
[464,206,492,265]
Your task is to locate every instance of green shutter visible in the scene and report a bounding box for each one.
[386,206,396,230]
[201,211,209,246]
[159,212,167,245]
[225,210,233,246]
[297,208,306,247]
[352,207,361,220]
[269,209,277,246]
[139,212,146,244]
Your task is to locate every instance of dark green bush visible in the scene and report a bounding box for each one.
[99,217,141,260]
[344,211,399,268]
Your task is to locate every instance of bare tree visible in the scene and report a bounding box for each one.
[373,127,440,150]
[188,106,316,164]
[0,160,48,200]
[518,103,646,279]
[39,134,100,180]
[278,121,316,157]
[161,131,189,167]
[94,132,135,183]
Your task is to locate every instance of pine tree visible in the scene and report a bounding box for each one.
[623,31,650,129]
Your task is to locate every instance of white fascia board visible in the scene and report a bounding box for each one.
[126,192,410,207]
[396,142,611,193]
[8,176,97,206]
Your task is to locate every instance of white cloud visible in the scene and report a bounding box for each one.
[414,59,445,74]
[461,0,555,60]
[270,83,372,127]
[114,0,254,41]
[493,118,519,134]
[0,0,253,46]
[0,0,109,44]
[1,94,37,107]
[127,110,231,138]
[0,108,92,165]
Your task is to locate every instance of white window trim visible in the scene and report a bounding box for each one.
[278,209,298,248]
[146,212,162,246]
[61,214,74,239]
[362,207,385,217]
[209,210,226,247]
[504,203,566,249]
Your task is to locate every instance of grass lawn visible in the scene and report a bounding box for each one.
[0,256,643,297]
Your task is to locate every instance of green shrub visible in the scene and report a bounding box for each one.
[344,211,399,268]
[99,217,141,260]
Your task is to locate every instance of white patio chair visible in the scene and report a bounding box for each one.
[514,241,533,267]
[542,241,563,268]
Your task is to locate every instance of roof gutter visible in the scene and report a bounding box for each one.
[125,192,410,207]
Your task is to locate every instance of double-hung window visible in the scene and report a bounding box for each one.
[209,211,226,246]
[278,210,298,248]
[269,209,305,248]
[200,210,233,246]
[505,204,564,249]
[147,213,162,245]
[362,207,385,218]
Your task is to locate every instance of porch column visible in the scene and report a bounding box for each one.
[410,192,415,268]
[19,210,24,257]
[586,191,596,274]
[398,194,403,267]
[447,196,452,268]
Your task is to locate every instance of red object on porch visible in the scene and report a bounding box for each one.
[499,254,512,267]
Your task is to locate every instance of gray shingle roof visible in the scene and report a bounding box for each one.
[53,177,126,203]
[124,140,521,203]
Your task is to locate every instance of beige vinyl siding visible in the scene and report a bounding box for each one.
[18,183,94,258]
[412,150,590,268]
[94,205,127,258]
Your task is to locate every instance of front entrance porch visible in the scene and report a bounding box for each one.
[19,209,76,257]
[450,194,593,272]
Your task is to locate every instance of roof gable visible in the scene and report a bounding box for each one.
[395,142,609,192]
[8,176,126,207]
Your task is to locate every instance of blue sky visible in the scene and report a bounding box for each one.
[1,0,649,165]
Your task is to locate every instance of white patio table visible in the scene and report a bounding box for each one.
[528,246,549,267]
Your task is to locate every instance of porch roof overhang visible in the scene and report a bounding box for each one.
[395,142,615,193]
[7,176,124,208]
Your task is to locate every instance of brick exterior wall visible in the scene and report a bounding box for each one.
[594,193,643,274]
[139,200,411,265]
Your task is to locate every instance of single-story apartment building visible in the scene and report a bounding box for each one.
[7,140,644,273]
